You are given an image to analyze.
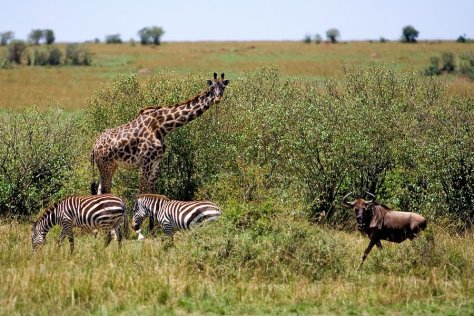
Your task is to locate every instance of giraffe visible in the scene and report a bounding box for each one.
[90,72,229,195]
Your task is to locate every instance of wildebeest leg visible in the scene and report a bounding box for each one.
[359,238,378,269]
[376,240,383,249]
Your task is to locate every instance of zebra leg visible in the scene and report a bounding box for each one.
[66,230,75,255]
[58,229,67,246]
[104,230,113,247]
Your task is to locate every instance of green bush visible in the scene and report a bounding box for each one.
[0,107,80,216]
[84,67,472,226]
[28,46,62,66]
[4,40,27,64]
[64,44,91,66]
[459,52,474,80]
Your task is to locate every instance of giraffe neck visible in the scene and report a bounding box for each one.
[159,87,216,134]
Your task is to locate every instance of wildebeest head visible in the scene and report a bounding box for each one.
[342,192,376,231]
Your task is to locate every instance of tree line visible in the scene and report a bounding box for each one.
[303,25,470,44]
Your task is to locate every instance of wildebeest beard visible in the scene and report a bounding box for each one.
[357,206,374,231]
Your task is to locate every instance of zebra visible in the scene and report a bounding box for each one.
[132,194,222,240]
[31,194,129,254]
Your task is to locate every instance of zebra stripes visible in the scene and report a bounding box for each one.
[31,194,128,254]
[132,194,221,240]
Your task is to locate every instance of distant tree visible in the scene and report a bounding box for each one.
[326,28,340,43]
[379,37,387,43]
[43,29,55,45]
[138,27,151,45]
[149,26,164,45]
[28,29,44,45]
[401,25,419,43]
[456,34,467,43]
[105,34,122,44]
[138,26,164,45]
[303,34,311,44]
[5,40,27,64]
[94,38,101,43]
[0,31,14,45]
[314,34,322,44]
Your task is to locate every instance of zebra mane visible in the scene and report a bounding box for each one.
[138,193,170,201]
[34,201,59,224]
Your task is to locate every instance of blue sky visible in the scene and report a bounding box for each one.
[1,0,473,42]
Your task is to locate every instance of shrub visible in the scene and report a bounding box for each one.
[83,67,469,227]
[459,52,474,80]
[105,34,122,44]
[64,44,91,65]
[28,46,62,66]
[441,52,456,72]
[0,107,80,216]
[4,40,27,64]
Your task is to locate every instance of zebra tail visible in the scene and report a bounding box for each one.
[123,204,130,239]
[90,150,98,195]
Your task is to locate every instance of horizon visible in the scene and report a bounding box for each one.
[1,0,473,43]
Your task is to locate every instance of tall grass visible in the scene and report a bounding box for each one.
[1,209,473,315]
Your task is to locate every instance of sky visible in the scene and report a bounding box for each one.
[1,0,473,42]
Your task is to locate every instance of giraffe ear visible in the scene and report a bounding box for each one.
[223,80,229,86]
[207,80,213,86]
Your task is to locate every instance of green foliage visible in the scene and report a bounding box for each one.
[401,25,419,43]
[64,44,91,65]
[459,52,474,80]
[28,46,62,66]
[105,34,122,44]
[0,108,80,216]
[0,31,14,45]
[43,29,55,45]
[326,28,340,43]
[303,34,311,44]
[4,40,27,64]
[456,34,467,43]
[83,67,473,226]
[138,26,165,45]
[28,29,44,45]
[315,33,322,44]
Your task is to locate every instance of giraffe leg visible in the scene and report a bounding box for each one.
[139,160,161,194]
[97,162,117,194]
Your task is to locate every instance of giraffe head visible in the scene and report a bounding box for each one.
[207,72,230,104]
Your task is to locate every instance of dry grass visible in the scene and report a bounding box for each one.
[1,212,473,315]
[1,41,473,110]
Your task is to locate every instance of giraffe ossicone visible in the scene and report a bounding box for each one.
[90,72,230,195]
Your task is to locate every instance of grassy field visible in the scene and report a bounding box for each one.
[1,41,473,110]
[1,41,474,315]
[2,209,474,315]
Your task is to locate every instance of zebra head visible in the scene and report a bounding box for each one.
[31,222,46,251]
[132,201,149,232]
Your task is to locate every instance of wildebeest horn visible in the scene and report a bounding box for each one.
[365,191,375,203]
[213,72,218,80]
[342,192,355,207]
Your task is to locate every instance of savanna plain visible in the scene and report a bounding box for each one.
[1,41,474,315]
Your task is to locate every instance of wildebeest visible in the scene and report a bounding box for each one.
[342,192,427,268]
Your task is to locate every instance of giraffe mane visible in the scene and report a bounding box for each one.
[135,86,213,118]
